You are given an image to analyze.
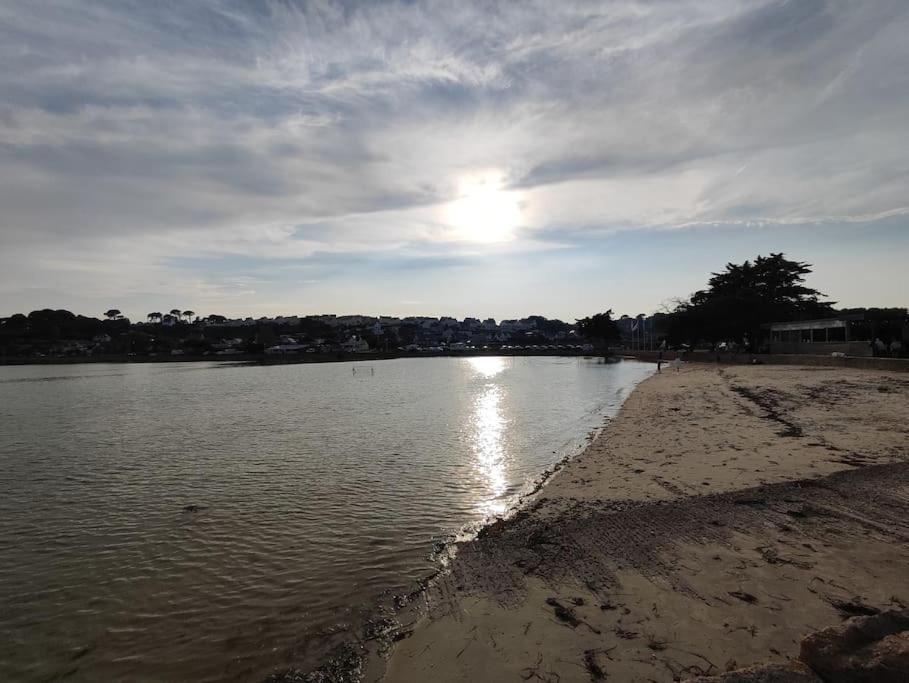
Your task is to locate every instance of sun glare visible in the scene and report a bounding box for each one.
[446,172,521,243]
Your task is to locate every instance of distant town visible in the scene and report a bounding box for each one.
[3,254,906,363]
[0,309,613,361]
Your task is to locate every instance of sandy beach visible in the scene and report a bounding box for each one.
[364,364,909,682]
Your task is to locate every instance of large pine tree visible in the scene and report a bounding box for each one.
[669,254,834,345]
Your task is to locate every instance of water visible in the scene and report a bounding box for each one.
[0,356,652,681]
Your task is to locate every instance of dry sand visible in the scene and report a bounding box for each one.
[370,364,909,682]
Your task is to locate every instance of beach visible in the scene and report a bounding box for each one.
[367,364,909,682]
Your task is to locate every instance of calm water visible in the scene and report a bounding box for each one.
[0,356,652,681]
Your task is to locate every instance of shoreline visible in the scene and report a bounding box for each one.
[6,350,907,378]
[0,349,604,367]
[265,361,650,683]
[347,363,909,682]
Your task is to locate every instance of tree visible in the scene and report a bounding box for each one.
[527,315,571,338]
[4,313,28,332]
[169,309,182,323]
[576,310,620,352]
[125,330,153,354]
[104,309,122,320]
[147,312,162,324]
[667,253,834,347]
[182,310,195,323]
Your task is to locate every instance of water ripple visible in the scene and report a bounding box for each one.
[0,357,652,681]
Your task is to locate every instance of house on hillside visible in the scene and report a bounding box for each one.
[341,336,370,353]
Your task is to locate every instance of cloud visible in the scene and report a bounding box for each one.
[0,0,907,317]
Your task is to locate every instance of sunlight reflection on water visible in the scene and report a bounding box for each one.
[467,356,509,515]
[466,355,506,379]
[472,384,507,515]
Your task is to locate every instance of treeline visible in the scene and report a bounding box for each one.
[3,253,905,358]
[579,253,905,350]
[1,309,131,340]
[0,309,315,357]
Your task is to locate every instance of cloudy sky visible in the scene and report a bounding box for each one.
[1,0,907,321]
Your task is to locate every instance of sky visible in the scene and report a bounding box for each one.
[1,0,907,322]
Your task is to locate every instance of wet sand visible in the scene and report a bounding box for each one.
[371,364,909,682]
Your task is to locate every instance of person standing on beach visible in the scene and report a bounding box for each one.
[874,338,886,356]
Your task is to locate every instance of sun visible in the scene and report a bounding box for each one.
[446,172,521,243]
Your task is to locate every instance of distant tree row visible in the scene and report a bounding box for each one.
[145,310,197,324]
[2,309,130,341]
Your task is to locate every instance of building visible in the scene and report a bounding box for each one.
[265,343,308,355]
[765,311,908,357]
[341,335,370,353]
